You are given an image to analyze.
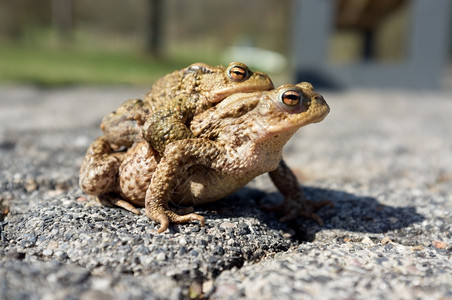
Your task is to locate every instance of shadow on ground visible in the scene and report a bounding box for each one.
[199,186,425,243]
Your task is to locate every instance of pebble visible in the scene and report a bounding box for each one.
[91,277,112,290]
[156,252,166,261]
[361,236,374,245]
[432,240,448,249]
[54,251,68,260]
[42,249,53,256]
[380,236,392,245]
[179,237,187,246]
[220,221,237,229]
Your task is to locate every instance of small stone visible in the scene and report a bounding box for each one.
[189,282,202,299]
[202,280,215,297]
[361,236,374,245]
[207,256,218,264]
[178,246,187,255]
[213,283,240,299]
[77,197,87,203]
[381,237,392,245]
[179,237,187,246]
[220,222,237,229]
[214,245,224,255]
[21,233,37,247]
[411,245,424,251]
[42,249,53,256]
[91,277,112,290]
[47,240,59,250]
[432,240,448,249]
[46,189,64,197]
[197,239,208,247]
[282,232,293,239]
[54,251,68,260]
[388,217,399,224]
[24,178,38,192]
[156,252,166,261]
[80,290,111,300]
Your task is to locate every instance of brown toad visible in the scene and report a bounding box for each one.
[100,62,273,153]
[79,82,330,233]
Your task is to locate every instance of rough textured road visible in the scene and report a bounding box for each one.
[1,85,451,299]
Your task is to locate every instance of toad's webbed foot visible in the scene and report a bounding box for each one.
[145,205,205,233]
[262,199,333,226]
[296,200,334,226]
[267,159,333,226]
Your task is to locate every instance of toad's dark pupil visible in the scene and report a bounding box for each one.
[230,67,247,81]
[282,91,301,106]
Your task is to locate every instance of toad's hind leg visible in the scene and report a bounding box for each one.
[79,136,126,195]
[98,194,141,215]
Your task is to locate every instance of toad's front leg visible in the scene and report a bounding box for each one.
[144,139,223,233]
[267,159,333,225]
[141,97,195,155]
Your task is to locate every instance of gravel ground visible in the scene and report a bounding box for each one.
[0,85,451,299]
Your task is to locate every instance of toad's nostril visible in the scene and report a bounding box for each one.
[313,94,325,103]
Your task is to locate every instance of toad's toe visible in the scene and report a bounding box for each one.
[98,194,141,215]
[146,208,205,233]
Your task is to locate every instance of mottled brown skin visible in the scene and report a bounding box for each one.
[100,99,150,151]
[100,62,273,153]
[80,82,330,233]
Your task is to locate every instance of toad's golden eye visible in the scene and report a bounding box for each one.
[281,90,301,106]
[228,66,248,81]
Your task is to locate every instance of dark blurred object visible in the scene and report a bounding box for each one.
[0,0,52,41]
[293,0,452,90]
[336,0,406,61]
[148,0,163,57]
[51,0,74,41]
[336,0,405,29]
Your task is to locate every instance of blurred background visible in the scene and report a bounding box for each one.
[0,0,450,89]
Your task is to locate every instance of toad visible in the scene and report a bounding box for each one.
[79,82,330,233]
[100,62,274,154]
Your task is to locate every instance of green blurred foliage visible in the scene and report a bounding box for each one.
[0,0,291,86]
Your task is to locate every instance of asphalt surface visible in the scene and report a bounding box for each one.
[0,85,451,299]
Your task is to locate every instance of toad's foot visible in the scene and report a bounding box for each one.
[262,199,333,226]
[268,160,333,226]
[145,205,205,233]
[98,194,141,215]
